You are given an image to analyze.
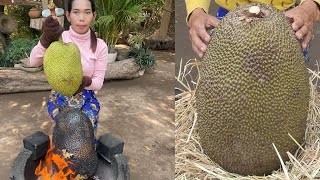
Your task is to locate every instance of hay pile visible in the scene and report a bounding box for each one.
[175,59,320,179]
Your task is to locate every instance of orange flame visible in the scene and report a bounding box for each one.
[35,137,76,180]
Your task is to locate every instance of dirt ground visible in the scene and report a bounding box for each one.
[0,51,175,180]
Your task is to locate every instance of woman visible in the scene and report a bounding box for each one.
[30,0,107,142]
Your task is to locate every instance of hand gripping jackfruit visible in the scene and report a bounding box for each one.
[43,39,82,97]
[196,3,310,176]
[52,108,98,177]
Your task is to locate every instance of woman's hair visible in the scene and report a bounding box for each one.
[68,0,97,53]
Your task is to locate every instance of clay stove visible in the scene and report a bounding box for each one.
[10,131,130,180]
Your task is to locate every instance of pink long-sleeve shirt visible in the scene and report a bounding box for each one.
[30,26,108,91]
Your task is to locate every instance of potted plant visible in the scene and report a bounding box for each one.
[28,5,41,19]
[92,0,144,64]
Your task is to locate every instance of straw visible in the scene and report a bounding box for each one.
[175,59,320,179]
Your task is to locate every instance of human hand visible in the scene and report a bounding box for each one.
[73,76,92,96]
[40,16,64,48]
[188,8,219,58]
[284,0,320,50]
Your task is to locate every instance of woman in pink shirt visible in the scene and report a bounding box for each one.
[30,0,107,143]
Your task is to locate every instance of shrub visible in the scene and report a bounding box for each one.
[127,33,145,49]
[0,38,38,67]
[128,47,156,70]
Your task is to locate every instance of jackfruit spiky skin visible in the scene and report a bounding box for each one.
[44,40,82,97]
[196,3,310,176]
[52,108,98,177]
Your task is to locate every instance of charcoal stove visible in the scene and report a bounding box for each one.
[9,131,130,180]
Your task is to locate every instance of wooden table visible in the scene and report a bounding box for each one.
[30,15,64,30]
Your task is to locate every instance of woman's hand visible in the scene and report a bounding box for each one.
[188,8,219,58]
[285,0,320,50]
[73,76,92,96]
[40,16,64,48]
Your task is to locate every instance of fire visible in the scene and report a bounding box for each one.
[35,138,76,180]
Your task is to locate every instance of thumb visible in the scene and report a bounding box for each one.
[207,15,219,28]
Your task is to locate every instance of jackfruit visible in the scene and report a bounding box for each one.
[196,3,310,176]
[43,40,82,97]
[52,108,98,177]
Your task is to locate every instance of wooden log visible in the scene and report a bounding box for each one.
[0,69,51,94]
[0,58,143,94]
[105,58,142,80]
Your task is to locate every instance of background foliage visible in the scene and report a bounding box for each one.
[0,38,38,67]
[6,6,41,39]
[92,0,144,52]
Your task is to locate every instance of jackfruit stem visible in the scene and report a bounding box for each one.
[58,37,64,43]
[249,6,260,15]
[239,6,266,22]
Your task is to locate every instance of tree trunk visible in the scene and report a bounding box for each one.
[147,0,173,40]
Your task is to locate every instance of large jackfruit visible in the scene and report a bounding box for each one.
[196,3,310,176]
[44,40,82,97]
[52,108,98,177]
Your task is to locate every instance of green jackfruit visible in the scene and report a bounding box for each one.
[196,3,309,176]
[44,40,82,97]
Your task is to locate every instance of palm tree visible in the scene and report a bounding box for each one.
[92,0,143,53]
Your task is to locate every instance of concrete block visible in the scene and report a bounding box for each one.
[97,133,124,162]
[115,154,130,180]
[23,131,49,161]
